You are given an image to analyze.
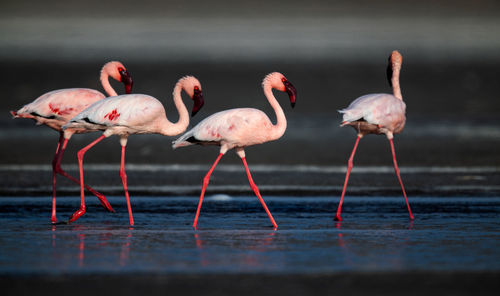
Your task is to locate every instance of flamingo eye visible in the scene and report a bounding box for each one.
[118,67,125,73]
[194,86,199,90]
[281,77,287,83]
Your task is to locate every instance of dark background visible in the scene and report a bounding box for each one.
[1,0,499,166]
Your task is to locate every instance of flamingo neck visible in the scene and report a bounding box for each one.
[391,65,403,100]
[161,82,190,136]
[263,83,287,140]
[100,70,118,97]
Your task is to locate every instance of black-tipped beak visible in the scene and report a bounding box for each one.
[283,79,297,108]
[191,88,204,117]
[120,69,133,94]
[386,57,393,88]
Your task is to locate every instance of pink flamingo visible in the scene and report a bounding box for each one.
[173,72,297,229]
[10,61,133,223]
[63,76,205,225]
[334,50,414,221]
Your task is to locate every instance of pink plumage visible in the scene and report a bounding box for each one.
[62,76,204,225]
[339,93,406,136]
[66,76,204,138]
[10,61,133,224]
[11,61,133,132]
[173,72,298,229]
[334,50,414,221]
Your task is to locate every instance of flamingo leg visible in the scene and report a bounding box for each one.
[335,135,361,221]
[50,132,65,223]
[69,134,107,223]
[119,144,134,226]
[241,157,278,229]
[389,138,414,220]
[193,153,224,229]
[53,136,114,213]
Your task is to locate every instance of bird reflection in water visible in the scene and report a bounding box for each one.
[334,220,415,269]
[119,227,134,266]
[50,225,134,269]
[335,221,355,269]
[193,231,278,268]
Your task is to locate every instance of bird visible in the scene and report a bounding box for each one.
[63,76,205,225]
[10,61,133,224]
[173,72,297,229]
[334,50,414,221]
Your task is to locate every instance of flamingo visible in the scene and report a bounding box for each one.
[10,61,133,223]
[173,72,297,229]
[334,50,414,221]
[62,76,205,225]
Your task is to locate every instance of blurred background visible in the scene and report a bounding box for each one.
[1,0,500,167]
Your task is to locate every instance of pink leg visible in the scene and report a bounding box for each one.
[193,153,223,229]
[335,135,361,221]
[241,157,278,229]
[119,145,134,226]
[50,132,65,223]
[69,134,107,223]
[389,138,414,220]
[53,137,115,213]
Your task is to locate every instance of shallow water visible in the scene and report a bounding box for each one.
[0,195,498,274]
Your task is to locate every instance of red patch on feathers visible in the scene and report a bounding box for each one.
[48,103,73,116]
[104,109,120,121]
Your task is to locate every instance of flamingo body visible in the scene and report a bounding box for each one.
[12,88,105,132]
[173,107,277,150]
[334,50,413,221]
[62,76,205,225]
[9,61,133,223]
[66,94,169,136]
[173,72,297,229]
[11,61,132,131]
[339,93,406,136]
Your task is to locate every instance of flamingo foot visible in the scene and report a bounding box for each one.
[97,195,115,213]
[409,213,415,220]
[68,207,86,223]
[334,215,342,222]
[51,216,57,224]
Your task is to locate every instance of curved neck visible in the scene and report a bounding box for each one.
[391,66,403,100]
[161,82,190,136]
[100,70,118,97]
[263,83,287,140]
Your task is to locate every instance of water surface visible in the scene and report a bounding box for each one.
[0,195,498,274]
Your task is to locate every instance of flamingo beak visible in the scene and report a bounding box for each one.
[386,57,393,88]
[283,79,297,108]
[120,69,133,94]
[191,88,204,117]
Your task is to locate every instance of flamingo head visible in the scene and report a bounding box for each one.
[179,76,204,117]
[263,72,297,108]
[102,61,133,94]
[386,50,402,88]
